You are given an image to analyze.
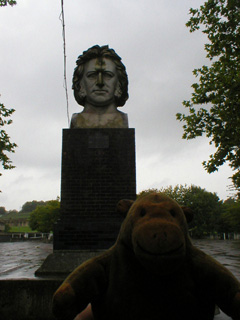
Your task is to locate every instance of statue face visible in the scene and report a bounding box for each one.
[80,58,119,107]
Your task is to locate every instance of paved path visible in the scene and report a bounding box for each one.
[1,239,239,319]
[0,240,52,279]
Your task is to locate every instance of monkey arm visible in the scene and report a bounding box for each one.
[191,246,240,319]
[52,254,109,320]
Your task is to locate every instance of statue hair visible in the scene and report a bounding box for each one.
[72,45,129,107]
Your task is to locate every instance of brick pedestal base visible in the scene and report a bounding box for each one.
[54,128,136,250]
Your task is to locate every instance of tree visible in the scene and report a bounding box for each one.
[181,185,222,238]
[176,0,240,192]
[20,200,45,213]
[219,198,240,233]
[0,3,18,181]
[29,200,61,233]
[0,102,17,177]
[7,209,18,214]
[0,1,17,6]
[0,206,7,215]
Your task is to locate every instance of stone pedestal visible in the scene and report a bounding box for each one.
[54,128,136,251]
[36,128,136,276]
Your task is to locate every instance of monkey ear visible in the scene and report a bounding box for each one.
[181,206,194,223]
[116,200,134,217]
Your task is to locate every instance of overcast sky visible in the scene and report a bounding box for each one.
[0,0,234,211]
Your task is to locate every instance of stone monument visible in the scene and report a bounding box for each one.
[36,45,136,276]
[1,46,135,319]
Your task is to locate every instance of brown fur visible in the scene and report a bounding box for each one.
[53,193,240,320]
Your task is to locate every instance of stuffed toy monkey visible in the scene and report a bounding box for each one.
[53,193,240,320]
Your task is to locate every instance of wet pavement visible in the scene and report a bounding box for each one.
[0,239,239,319]
[0,240,52,279]
[193,239,240,281]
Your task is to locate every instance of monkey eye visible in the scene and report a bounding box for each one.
[170,209,176,217]
[140,208,147,217]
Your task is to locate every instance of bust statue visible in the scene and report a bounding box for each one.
[71,45,129,128]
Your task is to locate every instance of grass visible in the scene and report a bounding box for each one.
[9,226,37,233]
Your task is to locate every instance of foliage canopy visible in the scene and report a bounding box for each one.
[0,102,17,177]
[20,200,45,213]
[176,0,240,192]
[0,1,17,6]
[0,0,17,180]
[219,198,240,233]
[29,200,61,233]
[1,1,18,180]
[0,206,7,215]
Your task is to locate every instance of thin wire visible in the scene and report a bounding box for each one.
[60,0,70,126]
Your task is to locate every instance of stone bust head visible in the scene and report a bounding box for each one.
[71,45,129,129]
[73,45,129,107]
